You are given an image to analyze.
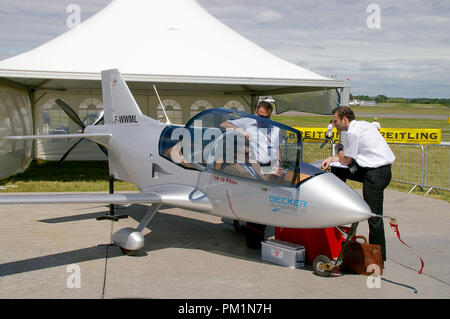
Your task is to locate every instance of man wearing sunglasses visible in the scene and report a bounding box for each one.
[220,100,283,248]
[220,101,283,177]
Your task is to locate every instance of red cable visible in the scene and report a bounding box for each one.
[389,218,424,274]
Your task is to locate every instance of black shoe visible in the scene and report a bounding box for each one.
[245,230,263,249]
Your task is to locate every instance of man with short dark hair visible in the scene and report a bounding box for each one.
[220,101,282,176]
[322,106,395,266]
[220,101,280,248]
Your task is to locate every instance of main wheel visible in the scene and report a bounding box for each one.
[120,247,138,256]
[313,255,333,277]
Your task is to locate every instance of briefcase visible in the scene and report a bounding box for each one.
[341,236,383,276]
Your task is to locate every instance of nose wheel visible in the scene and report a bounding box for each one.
[313,255,334,277]
[312,222,359,277]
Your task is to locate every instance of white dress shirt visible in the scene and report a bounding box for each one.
[371,121,381,131]
[228,117,280,164]
[344,120,395,168]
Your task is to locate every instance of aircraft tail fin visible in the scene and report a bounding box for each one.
[101,69,157,125]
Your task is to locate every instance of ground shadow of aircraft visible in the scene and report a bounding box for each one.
[0,204,261,278]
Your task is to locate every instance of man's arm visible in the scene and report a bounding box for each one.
[219,120,251,139]
[321,144,354,169]
[219,120,237,130]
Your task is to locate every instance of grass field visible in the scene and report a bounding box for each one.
[0,103,448,203]
[0,161,138,193]
[272,102,450,141]
[352,102,450,115]
[273,115,449,129]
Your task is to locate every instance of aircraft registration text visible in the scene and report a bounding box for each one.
[114,114,138,124]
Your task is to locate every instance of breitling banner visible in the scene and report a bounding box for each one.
[293,127,340,142]
[293,127,441,145]
[379,128,441,144]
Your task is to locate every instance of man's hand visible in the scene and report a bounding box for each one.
[272,165,284,176]
[321,156,338,170]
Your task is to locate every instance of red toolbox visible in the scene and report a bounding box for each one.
[275,227,345,265]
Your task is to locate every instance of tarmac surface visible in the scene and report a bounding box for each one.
[0,189,449,299]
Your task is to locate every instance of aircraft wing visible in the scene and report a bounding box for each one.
[0,185,212,213]
[0,193,160,205]
[1,133,111,140]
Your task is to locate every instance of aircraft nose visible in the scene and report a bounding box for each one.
[299,173,375,228]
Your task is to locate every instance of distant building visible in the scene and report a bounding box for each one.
[348,99,378,106]
[360,100,378,106]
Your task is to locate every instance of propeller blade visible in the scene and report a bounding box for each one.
[97,143,108,157]
[57,137,84,167]
[55,99,85,129]
[92,110,104,126]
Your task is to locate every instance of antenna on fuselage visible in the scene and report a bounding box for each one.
[153,85,171,125]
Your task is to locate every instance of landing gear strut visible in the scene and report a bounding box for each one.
[312,222,359,277]
[111,203,161,256]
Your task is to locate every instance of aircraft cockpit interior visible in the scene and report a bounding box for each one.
[159,108,321,187]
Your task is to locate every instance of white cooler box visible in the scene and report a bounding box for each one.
[261,239,305,269]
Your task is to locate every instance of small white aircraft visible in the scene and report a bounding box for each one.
[0,69,378,276]
[348,99,360,106]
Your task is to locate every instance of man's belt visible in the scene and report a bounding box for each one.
[258,161,272,167]
[364,164,392,171]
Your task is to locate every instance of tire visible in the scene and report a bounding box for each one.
[120,248,138,256]
[313,255,333,277]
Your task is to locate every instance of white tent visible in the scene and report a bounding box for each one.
[0,0,347,178]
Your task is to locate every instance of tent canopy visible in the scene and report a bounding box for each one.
[0,0,344,96]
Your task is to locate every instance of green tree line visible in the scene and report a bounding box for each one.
[350,94,450,106]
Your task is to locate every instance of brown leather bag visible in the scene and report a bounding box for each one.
[341,236,383,276]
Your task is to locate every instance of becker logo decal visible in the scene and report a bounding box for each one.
[269,194,307,214]
[114,115,138,124]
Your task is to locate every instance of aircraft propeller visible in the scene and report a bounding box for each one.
[55,99,108,166]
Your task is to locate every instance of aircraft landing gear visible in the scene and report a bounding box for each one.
[111,203,161,256]
[312,222,359,277]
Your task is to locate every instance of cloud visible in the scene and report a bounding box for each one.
[255,10,283,23]
[0,0,449,98]
[0,0,110,54]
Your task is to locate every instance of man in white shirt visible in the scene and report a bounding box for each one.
[322,106,395,266]
[220,101,281,248]
[372,117,381,131]
[220,101,283,177]
[320,120,334,149]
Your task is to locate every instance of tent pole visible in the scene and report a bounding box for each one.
[251,94,258,113]
[28,89,37,160]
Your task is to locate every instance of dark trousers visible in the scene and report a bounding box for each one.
[331,164,392,262]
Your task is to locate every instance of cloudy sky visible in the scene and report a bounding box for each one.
[1,0,449,98]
